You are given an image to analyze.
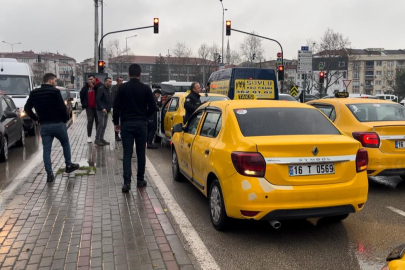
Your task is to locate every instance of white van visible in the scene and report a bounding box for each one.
[376,94,398,102]
[0,58,37,135]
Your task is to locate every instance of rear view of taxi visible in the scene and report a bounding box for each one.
[308,96,405,178]
[171,100,368,230]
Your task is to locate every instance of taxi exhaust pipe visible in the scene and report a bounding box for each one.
[269,220,281,229]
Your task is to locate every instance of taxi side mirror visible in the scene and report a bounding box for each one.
[173,123,183,133]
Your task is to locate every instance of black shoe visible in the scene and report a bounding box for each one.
[147,143,158,149]
[137,180,147,188]
[95,140,105,146]
[101,139,110,145]
[122,183,131,193]
[65,163,80,173]
[115,136,121,142]
[47,173,55,182]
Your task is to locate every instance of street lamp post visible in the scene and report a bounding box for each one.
[2,41,21,53]
[126,35,137,55]
[219,0,227,66]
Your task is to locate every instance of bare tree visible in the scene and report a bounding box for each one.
[240,32,265,65]
[32,63,47,85]
[171,42,192,81]
[229,50,242,65]
[198,43,210,63]
[107,39,134,77]
[209,43,221,62]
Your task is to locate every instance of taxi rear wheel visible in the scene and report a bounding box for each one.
[172,149,184,182]
[209,180,229,231]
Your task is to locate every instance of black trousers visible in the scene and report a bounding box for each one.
[147,113,157,144]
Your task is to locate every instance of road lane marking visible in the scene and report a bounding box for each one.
[387,206,405,217]
[145,156,220,270]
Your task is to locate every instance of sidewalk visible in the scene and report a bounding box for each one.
[0,111,195,270]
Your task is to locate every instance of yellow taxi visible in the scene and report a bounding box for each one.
[308,93,405,179]
[170,100,369,230]
[156,92,228,141]
[382,244,405,270]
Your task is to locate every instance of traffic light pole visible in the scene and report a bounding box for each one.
[98,25,153,60]
[230,28,284,66]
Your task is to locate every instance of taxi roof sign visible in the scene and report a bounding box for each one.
[335,92,349,98]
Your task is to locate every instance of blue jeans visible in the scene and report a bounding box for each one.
[121,120,147,184]
[40,122,72,174]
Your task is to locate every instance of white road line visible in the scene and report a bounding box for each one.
[145,156,220,270]
[0,150,43,216]
[387,206,405,218]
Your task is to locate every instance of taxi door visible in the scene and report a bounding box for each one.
[177,111,203,180]
[164,97,179,138]
[191,111,222,190]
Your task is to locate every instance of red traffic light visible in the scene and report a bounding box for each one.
[226,20,231,36]
[319,71,325,78]
[278,66,284,72]
[98,60,105,67]
[154,18,159,34]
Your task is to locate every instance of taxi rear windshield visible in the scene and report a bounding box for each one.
[234,108,340,137]
[347,103,405,122]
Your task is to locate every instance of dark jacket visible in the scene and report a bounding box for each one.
[184,91,201,123]
[96,84,112,112]
[113,78,157,125]
[79,83,91,108]
[110,84,119,105]
[24,84,68,124]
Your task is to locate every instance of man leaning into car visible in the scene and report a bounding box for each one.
[24,73,80,182]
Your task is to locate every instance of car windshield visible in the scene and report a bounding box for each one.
[347,103,405,122]
[0,75,30,95]
[200,96,229,102]
[279,95,297,101]
[234,107,340,137]
[59,90,68,100]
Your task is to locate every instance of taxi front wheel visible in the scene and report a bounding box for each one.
[209,180,229,231]
[172,149,184,182]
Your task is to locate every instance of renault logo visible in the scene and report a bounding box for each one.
[312,147,319,156]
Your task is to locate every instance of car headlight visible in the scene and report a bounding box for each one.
[64,100,67,105]
[20,111,27,117]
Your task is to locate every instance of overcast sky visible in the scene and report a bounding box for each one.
[1,0,404,63]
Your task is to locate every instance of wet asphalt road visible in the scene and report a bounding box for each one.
[146,144,405,270]
[0,110,80,192]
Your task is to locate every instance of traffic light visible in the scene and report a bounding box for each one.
[218,55,221,63]
[98,60,105,73]
[153,18,159,34]
[37,55,41,63]
[277,65,284,81]
[226,20,231,36]
[319,71,325,84]
[70,75,75,84]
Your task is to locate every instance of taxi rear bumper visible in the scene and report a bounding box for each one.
[261,205,355,221]
[367,149,405,176]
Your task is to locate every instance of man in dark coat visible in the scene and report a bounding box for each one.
[95,77,112,146]
[184,82,202,123]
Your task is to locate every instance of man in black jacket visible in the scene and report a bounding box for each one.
[113,64,157,192]
[184,82,202,123]
[80,75,100,143]
[24,73,79,182]
[95,77,112,146]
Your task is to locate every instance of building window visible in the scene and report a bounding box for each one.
[388,61,394,67]
[376,71,382,76]
[339,61,345,67]
[388,80,393,86]
[353,62,361,69]
[365,61,374,68]
[353,81,360,89]
[388,71,393,77]
[353,72,360,79]
[376,61,382,66]
[343,71,347,79]
[21,59,29,63]
[365,71,374,78]
[376,81,381,85]
[60,59,68,64]
[375,90,382,95]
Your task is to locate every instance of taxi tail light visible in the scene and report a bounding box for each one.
[231,152,266,177]
[240,210,260,217]
[356,149,368,173]
[352,132,380,148]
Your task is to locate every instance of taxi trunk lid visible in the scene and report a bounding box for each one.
[372,123,405,154]
[248,135,360,186]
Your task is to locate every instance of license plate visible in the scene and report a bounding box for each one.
[289,164,335,176]
[395,141,405,148]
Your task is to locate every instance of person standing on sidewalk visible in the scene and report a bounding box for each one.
[80,75,99,143]
[113,64,157,192]
[24,73,80,182]
[110,76,123,141]
[95,77,112,146]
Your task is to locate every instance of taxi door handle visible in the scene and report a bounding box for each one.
[205,149,209,155]
[171,117,173,120]
[187,143,191,148]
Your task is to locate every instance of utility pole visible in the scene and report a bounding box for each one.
[94,0,99,73]
[167,49,171,81]
[100,0,103,60]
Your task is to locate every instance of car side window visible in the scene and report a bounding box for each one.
[4,97,16,111]
[213,115,222,137]
[313,105,337,121]
[163,99,172,114]
[1,99,10,113]
[168,98,179,112]
[200,112,221,138]
[185,112,203,135]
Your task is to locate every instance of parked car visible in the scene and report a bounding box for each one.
[171,100,368,230]
[296,94,319,102]
[0,94,25,162]
[56,87,73,119]
[376,94,398,102]
[279,94,298,102]
[69,90,81,110]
